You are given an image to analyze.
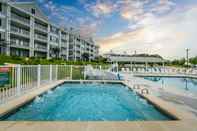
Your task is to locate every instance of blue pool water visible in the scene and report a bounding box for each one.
[144,77,197,95]
[3,83,172,121]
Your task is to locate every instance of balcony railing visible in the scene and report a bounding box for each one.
[34,34,48,41]
[10,26,30,37]
[34,44,47,51]
[10,40,29,48]
[11,13,30,25]
[35,24,48,32]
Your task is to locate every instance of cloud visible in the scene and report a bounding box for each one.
[150,0,176,14]
[98,6,197,59]
[116,0,176,23]
[85,1,116,17]
[37,0,100,37]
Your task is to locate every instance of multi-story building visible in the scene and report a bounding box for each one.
[0,1,99,61]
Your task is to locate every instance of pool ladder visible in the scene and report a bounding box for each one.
[133,84,149,95]
[141,88,149,94]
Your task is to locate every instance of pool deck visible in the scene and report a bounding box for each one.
[0,79,197,131]
[133,72,197,79]
[0,120,197,131]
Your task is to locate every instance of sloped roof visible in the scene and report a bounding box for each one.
[104,53,166,63]
[10,1,48,21]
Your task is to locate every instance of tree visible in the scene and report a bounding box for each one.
[94,56,107,63]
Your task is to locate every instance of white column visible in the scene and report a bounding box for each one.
[47,25,50,59]
[74,38,77,61]
[37,65,41,87]
[29,16,34,57]
[5,5,10,56]
[59,30,62,58]
[66,33,69,60]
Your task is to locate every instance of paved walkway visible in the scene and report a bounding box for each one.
[121,72,197,118]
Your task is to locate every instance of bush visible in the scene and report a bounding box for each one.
[0,55,108,66]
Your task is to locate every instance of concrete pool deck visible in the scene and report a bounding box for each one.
[0,79,197,131]
[0,121,197,131]
[133,72,197,79]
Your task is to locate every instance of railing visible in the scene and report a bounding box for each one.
[10,40,29,48]
[0,65,72,104]
[34,34,48,41]
[34,44,47,51]
[11,13,30,25]
[10,26,30,36]
[35,24,48,32]
[0,64,120,104]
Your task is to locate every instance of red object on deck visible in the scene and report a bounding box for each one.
[0,67,10,73]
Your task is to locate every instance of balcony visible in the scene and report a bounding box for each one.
[61,49,67,55]
[61,42,67,48]
[34,44,47,52]
[10,39,29,49]
[61,39,67,43]
[75,47,81,51]
[61,34,68,40]
[10,26,30,37]
[11,13,30,26]
[35,24,48,33]
[0,12,5,18]
[34,34,48,42]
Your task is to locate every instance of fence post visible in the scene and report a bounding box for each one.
[16,65,21,96]
[37,65,41,87]
[55,65,58,80]
[49,65,52,82]
[70,65,73,80]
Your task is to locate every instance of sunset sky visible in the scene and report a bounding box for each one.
[17,0,197,59]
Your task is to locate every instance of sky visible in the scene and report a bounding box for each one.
[16,0,197,59]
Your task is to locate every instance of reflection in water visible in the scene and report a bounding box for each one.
[144,77,161,82]
[184,79,188,91]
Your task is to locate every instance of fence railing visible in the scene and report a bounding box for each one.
[0,64,119,104]
[0,65,73,104]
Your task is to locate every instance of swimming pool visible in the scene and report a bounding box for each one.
[2,83,173,121]
[144,77,197,96]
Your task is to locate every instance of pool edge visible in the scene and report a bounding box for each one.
[0,80,196,122]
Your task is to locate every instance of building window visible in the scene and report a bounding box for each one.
[0,3,2,12]
[31,8,35,14]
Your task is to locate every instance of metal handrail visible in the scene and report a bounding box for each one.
[141,88,149,94]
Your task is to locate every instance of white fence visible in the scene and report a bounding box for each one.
[0,65,72,104]
[0,64,119,104]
